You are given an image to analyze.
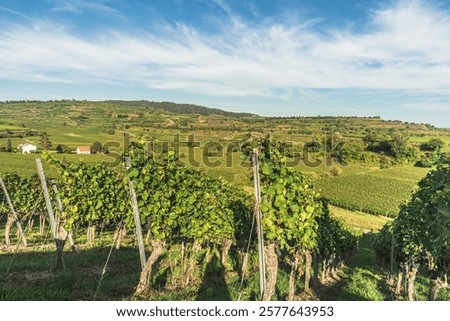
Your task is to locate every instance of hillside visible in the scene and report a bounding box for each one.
[0,100,447,141]
[104,100,256,118]
[0,100,449,219]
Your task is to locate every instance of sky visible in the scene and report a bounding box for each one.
[0,0,450,127]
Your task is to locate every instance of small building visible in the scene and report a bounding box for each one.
[76,146,91,155]
[17,143,37,154]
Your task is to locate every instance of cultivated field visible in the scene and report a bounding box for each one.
[1,100,449,301]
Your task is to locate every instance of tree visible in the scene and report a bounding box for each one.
[41,132,52,150]
[420,138,445,152]
[389,131,411,159]
[5,138,12,153]
[325,132,343,151]
[332,139,365,164]
[363,131,388,152]
[55,144,72,154]
[91,141,103,154]
[303,140,321,152]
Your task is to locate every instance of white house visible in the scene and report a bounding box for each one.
[76,146,91,155]
[17,143,37,154]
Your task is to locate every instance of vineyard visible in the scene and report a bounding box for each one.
[0,100,449,301]
[316,166,430,216]
[0,138,362,300]
[0,152,433,219]
[372,159,450,301]
[1,135,448,301]
[1,100,450,226]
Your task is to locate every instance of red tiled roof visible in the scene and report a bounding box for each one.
[77,146,91,152]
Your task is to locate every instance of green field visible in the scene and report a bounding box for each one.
[329,206,391,232]
[316,165,430,216]
[0,124,26,130]
[1,100,449,219]
[0,152,113,178]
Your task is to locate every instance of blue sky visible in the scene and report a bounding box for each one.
[1,0,450,127]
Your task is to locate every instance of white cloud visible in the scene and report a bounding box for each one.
[207,0,233,17]
[0,6,32,20]
[399,102,450,111]
[0,0,450,101]
[51,0,118,14]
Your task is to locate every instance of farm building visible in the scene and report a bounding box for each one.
[76,146,91,154]
[17,143,37,154]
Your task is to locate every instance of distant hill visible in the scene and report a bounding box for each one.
[0,100,445,136]
[105,100,256,118]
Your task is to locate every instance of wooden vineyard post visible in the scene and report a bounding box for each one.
[129,180,146,270]
[252,148,266,299]
[390,231,395,279]
[36,159,57,238]
[39,215,46,235]
[52,182,76,252]
[0,177,27,246]
[36,158,67,270]
[125,157,146,270]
